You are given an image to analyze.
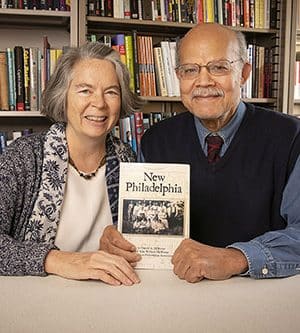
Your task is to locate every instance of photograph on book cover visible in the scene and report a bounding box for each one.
[118,162,190,269]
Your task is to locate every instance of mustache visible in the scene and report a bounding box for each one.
[192,87,224,98]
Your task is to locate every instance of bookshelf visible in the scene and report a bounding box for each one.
[78,1,294,117]
[0,3,78,138]
[0,1,298,143]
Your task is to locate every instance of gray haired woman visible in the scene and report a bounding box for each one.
[0,42,142,285]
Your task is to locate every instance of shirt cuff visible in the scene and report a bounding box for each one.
[228,240,276,278]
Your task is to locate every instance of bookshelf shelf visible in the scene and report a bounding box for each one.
[0,111,44,117]
[86,16,278,36]
[0,8,71,17]
[0,9,71,27]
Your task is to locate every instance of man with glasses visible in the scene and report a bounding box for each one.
[101,23,300,283]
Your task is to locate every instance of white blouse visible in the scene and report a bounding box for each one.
[55,163,113,252]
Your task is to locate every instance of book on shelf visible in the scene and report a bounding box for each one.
[6,48,16,111]
[23,48,31,111]
[160,40,176,97]
[118,162,190,269]
[124,35,135,92]
[153,46,168,97]
[0,52,9,111]
[85,0,280,28]
[29,47,39,112]
[0,0,70,10]
[14,46,25,111]
[111,34,126,65]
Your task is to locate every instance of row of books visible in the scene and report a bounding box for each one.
[241,43,277,99]
[113,111,175,158]
[0,0,71,10]
[0,128,33,154]
[0,39,63,111]
[294,61,300,100]
[89,33,180,97]
[87,0,280,29]
[90,33,277,99]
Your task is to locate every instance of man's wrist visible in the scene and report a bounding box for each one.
[225,248,249,275]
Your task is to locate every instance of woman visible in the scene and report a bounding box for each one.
[0,42,143,285]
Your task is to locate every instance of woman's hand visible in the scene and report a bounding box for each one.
[100,225,141,266]
[44,249,140,286]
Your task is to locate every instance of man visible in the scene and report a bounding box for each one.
[100,23,300,282]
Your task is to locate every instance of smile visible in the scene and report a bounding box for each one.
[85,115,107,122]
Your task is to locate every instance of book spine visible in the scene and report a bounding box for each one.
[124,35,136,92]
[23,48,30,111]
[29,47,38,112]
[130,0,139,19]
[124,0,131,19]
[142,0,153,20]
[153,46,168,97]
[14,46,25,111]
[132,30,141,95]
[111,34,126,65]
[0,132,7,154]
[160,41,175,97]
[6,48,16,111]
[134,111,144,159]
[0,52,9,110]
[129,114,137,154]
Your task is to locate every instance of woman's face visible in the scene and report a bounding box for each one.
[66,58,121,144]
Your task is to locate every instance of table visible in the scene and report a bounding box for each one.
[1,270,300,333]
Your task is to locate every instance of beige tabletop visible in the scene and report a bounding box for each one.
[1,270,300,333]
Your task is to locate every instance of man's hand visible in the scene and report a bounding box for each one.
[45,249,140,286]
[171,239,248,283]
[100,225,141,266]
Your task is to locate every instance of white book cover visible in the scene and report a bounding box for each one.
[118,162,190,269]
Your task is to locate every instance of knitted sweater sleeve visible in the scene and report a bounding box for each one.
[0,137,57,276]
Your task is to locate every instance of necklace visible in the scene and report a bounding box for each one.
[69,155,106,180]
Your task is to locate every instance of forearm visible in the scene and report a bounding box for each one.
[229,227,300,278]
[0,234,57,276]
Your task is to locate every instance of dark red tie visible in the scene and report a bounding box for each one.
[206,134,224,164]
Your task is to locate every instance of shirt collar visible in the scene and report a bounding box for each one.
[194,101,246,151]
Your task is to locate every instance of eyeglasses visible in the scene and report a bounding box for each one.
[175,59,242,80]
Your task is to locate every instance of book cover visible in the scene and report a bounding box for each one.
[118,162,190,269]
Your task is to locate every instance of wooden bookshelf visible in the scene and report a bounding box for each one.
[0,3,78,141]
[0,1,298,142]
[78,1,292,114]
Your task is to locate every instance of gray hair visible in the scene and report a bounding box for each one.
[176,27,248,67]
[41,42,143,122]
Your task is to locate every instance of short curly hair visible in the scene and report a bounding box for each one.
[41,42,143,122]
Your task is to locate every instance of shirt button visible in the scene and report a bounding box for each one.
[262,267,268,275]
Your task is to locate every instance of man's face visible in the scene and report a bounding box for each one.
[177,25,249,131]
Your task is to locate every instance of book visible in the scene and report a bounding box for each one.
[29,47,39,111]
[23,48,30,111]
[14,46,25,111]
[124,35,135,92]
[0,52,9,110]
[6,48,16,111]
[118,162,190,269]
